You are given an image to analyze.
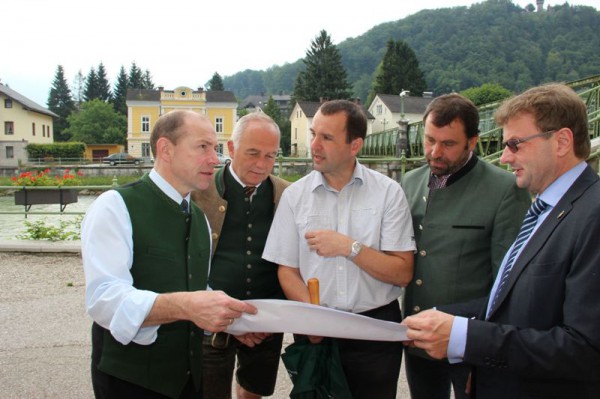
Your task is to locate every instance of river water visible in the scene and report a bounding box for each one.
[0,195,97,240]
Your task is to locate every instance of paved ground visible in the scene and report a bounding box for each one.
[0,243,410,398]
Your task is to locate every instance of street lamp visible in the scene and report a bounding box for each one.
[397,90,411,157]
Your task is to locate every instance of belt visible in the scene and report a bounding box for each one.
[208,331,231,349]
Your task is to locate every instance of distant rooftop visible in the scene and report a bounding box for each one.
[0,83,58,118]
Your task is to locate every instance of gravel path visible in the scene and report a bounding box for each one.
[0,251,409,398]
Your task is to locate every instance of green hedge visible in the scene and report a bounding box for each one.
[25,143,86,159]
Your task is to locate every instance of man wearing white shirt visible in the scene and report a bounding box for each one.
[82,110,256,399]
[263,99,415,398]
[403,84,600,398]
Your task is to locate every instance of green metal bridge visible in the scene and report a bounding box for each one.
[360,75,600,165]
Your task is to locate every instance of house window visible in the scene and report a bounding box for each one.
[47,126,51,138]
[32,123,36,136]
[142,143,151,157]
[376,104,383,115]
[6,146,14,159]
[42,125,46,137]
[215,117,223,133]
[294,128,297,140]
[5,121,14,135]
[4,99,12,108]
[141,116,150,133]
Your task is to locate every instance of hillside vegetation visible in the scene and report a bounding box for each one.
[224,0,600,101]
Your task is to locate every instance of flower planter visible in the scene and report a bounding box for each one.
[14,188,79,212]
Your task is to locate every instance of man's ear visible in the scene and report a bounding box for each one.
[227,140,235,159]
[467,135,479,152]
[350,137,363,156]
[555,128,574,157]
[155,137,172,162]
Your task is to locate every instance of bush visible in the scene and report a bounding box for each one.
[17,216,82,241]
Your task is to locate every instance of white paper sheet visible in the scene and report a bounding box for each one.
[226,299,408,341]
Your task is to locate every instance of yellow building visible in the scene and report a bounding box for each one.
[0,83,57,166]
[126,86,237,160]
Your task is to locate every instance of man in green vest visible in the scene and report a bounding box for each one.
[82,110,257,399]
[192,112,289,399]
[401,94,531,399]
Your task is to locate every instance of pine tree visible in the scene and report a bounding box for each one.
[142,69,154,89]
[293,30,352,102]
[47,65,76,142]
[207,72,224,91]
[83,67,99,102]
[369,39,427,103]
[72,70,85,108]
[112,66,129,116]
[128,62,144,89]
[96,62,112,102]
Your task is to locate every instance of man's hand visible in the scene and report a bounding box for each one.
[305,230,352,258]
[234,332,271,348]
[402,309,454,359]
[144,290,257,333]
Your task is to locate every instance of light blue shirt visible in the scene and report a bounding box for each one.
[447,161,588,363]
[81,169,196,345]
[263,161,415,313]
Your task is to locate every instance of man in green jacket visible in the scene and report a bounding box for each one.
[401,94,531,399]
[192,113,289,399]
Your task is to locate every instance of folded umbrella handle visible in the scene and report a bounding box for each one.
[308,278,320,305]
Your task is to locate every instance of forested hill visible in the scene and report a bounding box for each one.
[224,0,600,102]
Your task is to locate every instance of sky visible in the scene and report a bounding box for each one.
[2,0,598,106]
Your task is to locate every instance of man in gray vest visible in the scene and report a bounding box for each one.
[192,113,289,399]
[82,110,257,399]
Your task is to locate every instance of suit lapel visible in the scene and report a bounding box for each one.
[487,166,598,319]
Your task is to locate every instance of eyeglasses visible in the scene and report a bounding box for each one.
[502,130,557,153]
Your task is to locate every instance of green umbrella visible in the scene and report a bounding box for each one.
[281,336,353,399]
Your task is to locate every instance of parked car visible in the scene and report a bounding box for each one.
[102,152,144,166]
[217,152,231,164]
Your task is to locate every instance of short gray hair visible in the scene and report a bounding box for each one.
[231,112,281,149]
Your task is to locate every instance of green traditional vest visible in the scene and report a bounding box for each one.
[209,168,284,300]
[94,174,210,398]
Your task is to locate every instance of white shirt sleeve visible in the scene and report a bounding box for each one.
[262,189,300,268]
[81,190,159,345]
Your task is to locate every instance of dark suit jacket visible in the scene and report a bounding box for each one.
[443,165,600,398]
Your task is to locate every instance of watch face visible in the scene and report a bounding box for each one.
[352,241,361,254]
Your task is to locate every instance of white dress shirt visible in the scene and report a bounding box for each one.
[81,169,193,345]
[263,162,415,313]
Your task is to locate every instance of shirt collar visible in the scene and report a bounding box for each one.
[310,160,364,192]
[538,161,587,208]
[228,164,262,190]
[149,169,190,204]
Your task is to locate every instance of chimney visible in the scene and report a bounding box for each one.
[319,97,329,104]
[158,86,164,92]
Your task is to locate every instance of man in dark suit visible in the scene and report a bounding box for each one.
[403,83,600,398]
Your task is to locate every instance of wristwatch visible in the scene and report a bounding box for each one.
[347,241,363,261]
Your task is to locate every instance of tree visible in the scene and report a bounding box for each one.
[293,30,352,102]
[128,62,144,89]
[368,39,427,105]
[64,99,127,144]
[142,69,154,89]
[262,96,291,155]
[112,66,129,116]
[83,67,99,102]
[96,62,112,102]
[47,65,76,142]
[460,83,512,106]
[207,72,224,91]
[71,70,85,108]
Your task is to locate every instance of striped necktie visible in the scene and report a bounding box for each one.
[489,198,548,316]
[244,185,256,198]
[180,199,189,214]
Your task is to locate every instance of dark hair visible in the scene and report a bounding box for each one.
[495,83,590,159]
[150,110,195,157]
[423,93,480,138]
[318,100,367,143]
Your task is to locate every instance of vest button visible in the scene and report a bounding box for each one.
[419,224,423,231]
[212,232,219,240]
[248,223,253,229]
[188,274,192,279]
[246,250,251,255]
[413,306,421,313]
[419,250,427,257]
[247,236,252,242]
[246,278,252,283]
[246,264,252,269]
[218,205,226,212]
[186,370,191,375]
[416,279,423,286]
[246,290,251,296]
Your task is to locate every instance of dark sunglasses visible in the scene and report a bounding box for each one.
[502,130,557,153]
